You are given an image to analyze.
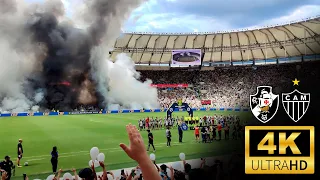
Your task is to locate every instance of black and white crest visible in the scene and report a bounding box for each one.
[282,89,310,122]
[250,86,279,123]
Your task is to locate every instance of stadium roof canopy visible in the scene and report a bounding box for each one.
[110,16,320,66]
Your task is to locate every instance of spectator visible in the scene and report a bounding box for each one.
[79,168,95,180]
[166,127,172,147]
[72,168,79,180]
[51,146,58,174]
[1,171,7,180]
[201,126,207,143]
[224,123,230,140]
[217,123,222,140]
[0,156,14,180]
[119,124,161,180]
[159,164,174,180]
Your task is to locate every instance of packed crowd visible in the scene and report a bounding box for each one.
[0,124,243,180]
[140,62,320,108]
[42,62,320,111]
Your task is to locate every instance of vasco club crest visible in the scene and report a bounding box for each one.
[250,86,279,123]
[282,89,310,122]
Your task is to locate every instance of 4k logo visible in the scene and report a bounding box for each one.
[282,89,310,122]
[250,86,279,123]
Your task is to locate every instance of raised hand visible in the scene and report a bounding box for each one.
[119,124,148,163]
[99,161,105,169]
[1,171,7,180]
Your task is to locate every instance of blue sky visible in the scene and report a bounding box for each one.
[27,0,320,33]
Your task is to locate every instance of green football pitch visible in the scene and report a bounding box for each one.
[0,111,251,179]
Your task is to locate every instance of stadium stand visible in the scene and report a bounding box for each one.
[1,17,319,180]
[111,16,320,110]
[112,17,320,65]
[141,62,319,109]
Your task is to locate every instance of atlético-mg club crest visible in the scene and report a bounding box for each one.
[250,86,279,123]
[282,89,310,122]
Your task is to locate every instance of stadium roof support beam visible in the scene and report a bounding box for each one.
[244,32,255,61]
[182,35,188,49]
[295,24,320,48]
[220,34,224,62]
[192,35,196,49]
[203,35,208,50]
[265,28,291,57]
[159,35,171,64]
[149,36,160,64]
[236,32,244,61]
[275,27,302,55]
[229,33,232,63]
[285,25,317,54]
[291,24,318,54]
[258,30,278,59]
[134,35,143,48]
[210,35,216,63]
[251,31,266,60]
[134,35,143,63]
[296,23,318,36]
[125,34,134,48]
[283,31,289,58]
[138,35,153,64]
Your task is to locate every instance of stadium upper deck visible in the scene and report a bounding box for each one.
[111,16,320,68]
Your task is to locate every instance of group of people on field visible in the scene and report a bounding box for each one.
[138,116,181,131]
[194,115,245,143]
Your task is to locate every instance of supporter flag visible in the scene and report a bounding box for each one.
[181,123,188,131]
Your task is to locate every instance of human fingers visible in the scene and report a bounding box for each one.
[126,124,135,142]
[119,143,130,156]
[132,126,142,140]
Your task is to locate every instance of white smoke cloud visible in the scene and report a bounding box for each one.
[0,0,158,112]
[106,53,159,110]
[78,0,158,110]
[0,0,39,112]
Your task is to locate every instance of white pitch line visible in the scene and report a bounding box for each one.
[89,119,103,123]
[24,147,124,159]
[27,143,184,162]
[25,142,185,161]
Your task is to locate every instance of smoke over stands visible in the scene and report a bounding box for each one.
[28,12,96,111]
[0,0,158,112]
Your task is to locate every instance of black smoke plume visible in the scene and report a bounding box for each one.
[27,12,96,111]
[0,0,159,113]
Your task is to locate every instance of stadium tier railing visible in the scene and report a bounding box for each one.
[0,107,249,117]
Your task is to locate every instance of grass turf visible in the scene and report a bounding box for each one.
[0,111,251,179]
